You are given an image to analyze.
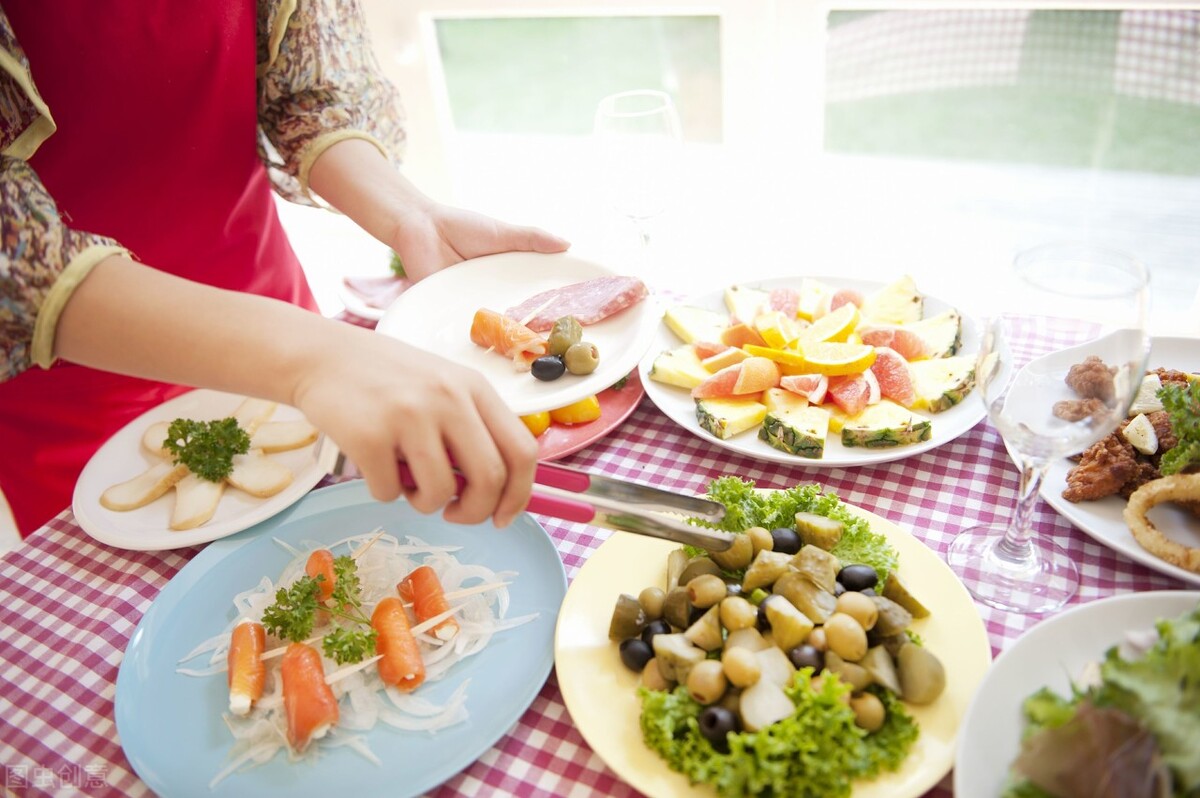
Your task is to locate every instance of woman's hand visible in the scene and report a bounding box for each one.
[291,323,539,528]
[388,201,569,283]
[306,137,569,282]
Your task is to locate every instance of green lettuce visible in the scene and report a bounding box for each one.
[692,477,900,587]
[640,671,918,798]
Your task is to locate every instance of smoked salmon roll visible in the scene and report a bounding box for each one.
[398,565,460,642]
[280,643,339,753]
[226,619,266,717]
[469,308,547,367]
[304,548,337,602]
[371,597,425,692]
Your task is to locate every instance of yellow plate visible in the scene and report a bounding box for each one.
[555,503,992,798]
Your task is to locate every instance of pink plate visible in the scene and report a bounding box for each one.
[537,372,645,461]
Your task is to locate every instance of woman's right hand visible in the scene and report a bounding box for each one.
[290,323,538,528]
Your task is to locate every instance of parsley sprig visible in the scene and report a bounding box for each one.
[163,417,250,482]
[261,554,378,665]
[1158,380,1200,475]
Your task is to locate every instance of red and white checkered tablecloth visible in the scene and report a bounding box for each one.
[0,318,1191,798]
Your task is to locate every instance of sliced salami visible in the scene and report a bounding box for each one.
[505,275,648,332]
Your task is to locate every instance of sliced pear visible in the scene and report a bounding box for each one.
[226,449,294,498]
[231,398,277,436]
[100,461,188,511]
[171,472,226,530]
[141,420,173,458]
[250,420,319,453]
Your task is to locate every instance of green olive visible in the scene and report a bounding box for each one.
[835,591,879,632]
[686,574,727,609]
[686,659,728,705]
[824,612,869,662]
[547,316,583,356]
[747,526,774,556]
[563,342,600,375]
[638,586,666,621]
[721,646,761,688]
[850,691,886,732]
[718,596,758,632]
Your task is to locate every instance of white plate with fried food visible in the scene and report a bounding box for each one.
[1041,335,1200,586]
[73,389,325,552]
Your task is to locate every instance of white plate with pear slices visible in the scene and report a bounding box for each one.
[1039,335,1200,586]
[636,276,986,468]
[73,389,325,552]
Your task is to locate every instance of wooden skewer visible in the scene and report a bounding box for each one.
[324,654,384,685]
[258,582,506,661]
[350,528,387,560]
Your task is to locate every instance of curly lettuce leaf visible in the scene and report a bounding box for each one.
[694,477,899,586]
[640,671,918,798]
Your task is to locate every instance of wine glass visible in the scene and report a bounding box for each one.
[593,89,682,249]
[946,242,1150,614]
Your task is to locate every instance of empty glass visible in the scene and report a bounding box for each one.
[946,243,1151,614]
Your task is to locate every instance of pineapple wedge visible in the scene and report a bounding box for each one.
[649,345,711,390]
[841,399,932,448]
[796,277,836,321]
[696,396,767,440]
[724,285,771,325]
[860,275,923,325]
[860,309,963,359]
[760,404,831,459]
[910,355,977,413]
[663,305,729,345]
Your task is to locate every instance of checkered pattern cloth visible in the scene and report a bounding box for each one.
[0,314,1190,798]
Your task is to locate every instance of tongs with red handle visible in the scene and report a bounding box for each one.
[398,460,734,551]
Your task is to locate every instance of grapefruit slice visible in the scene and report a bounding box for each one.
[869,347,918,407]
[859,328,929,361]
[827,374,872,416]
[691,364,742,399]
[733,357,782,394]
[780,373,829,405]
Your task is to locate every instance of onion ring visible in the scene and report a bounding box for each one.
[1122,473,1200,573]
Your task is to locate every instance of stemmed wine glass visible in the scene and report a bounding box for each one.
[946,243,1150,614]
[593,89,682,250]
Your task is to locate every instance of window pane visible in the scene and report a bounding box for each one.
[434,16,723,142]
[823,9,1200,176]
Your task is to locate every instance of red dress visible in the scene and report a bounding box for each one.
[0,3,319,536]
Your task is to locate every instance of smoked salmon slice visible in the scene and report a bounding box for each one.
[226,619,266,717]
[280,642,339,753]
[305,549,337,602]
[397,566,460,642]
[469,308,547,367]
[371,597,426,692]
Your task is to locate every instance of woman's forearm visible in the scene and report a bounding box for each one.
[53,253,362,407]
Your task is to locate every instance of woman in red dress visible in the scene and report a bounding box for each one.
[0,1,567,537]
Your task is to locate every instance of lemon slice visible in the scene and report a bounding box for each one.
[796,303,860,345]
[792,341,877,376]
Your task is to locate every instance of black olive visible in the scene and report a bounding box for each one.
[858,587,877,597]
[788,643,825,672]
[618,638,654,673]
[640,619,672,645]
[769,527,802,555]
[724,581,743,599]
[531,355,566,382]
[698,705,739,749]
[837,564,879,592]
[688,603,708,626]
[833,582,846,597]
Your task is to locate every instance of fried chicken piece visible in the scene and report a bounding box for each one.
[1065,356,1116,403]
[1054,397,1109,422]
[1150,367,1192,387]
[1145,410,1178,455]
[1117,460,1160,499]
[1063,432,1139,502]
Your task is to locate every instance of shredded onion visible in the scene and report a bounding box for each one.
[176,530,537,786]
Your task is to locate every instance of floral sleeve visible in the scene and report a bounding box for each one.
[0,157,127,380]
[256,0,408,205]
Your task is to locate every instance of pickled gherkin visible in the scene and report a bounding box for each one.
[547,316,583,356]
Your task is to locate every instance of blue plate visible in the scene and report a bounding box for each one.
[115,481,567,798]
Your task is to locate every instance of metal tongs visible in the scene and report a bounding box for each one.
[318,436,734,550]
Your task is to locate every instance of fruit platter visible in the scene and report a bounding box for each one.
[638,275,986,468]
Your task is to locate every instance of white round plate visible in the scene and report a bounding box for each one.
[637,276,985,467]
[954,590,1200,796]
[557,504,993,798]
[1041,335,1200,586]
[375,252,660,417]
[72,389,325,551]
